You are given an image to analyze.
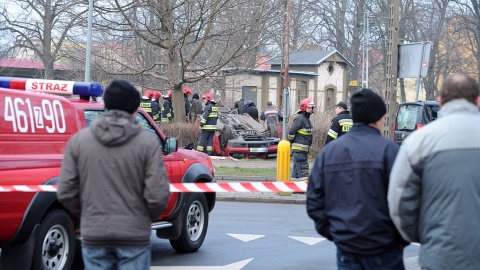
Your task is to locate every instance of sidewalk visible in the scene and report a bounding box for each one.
[212,157,307,204]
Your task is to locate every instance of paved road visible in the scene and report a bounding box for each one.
[150,201,421,270]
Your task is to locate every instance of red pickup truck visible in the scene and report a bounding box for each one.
[0,77,216,270]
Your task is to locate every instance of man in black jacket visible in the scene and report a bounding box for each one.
[324,101,353,145]
[307,88,407,270]
[245,100,259,121]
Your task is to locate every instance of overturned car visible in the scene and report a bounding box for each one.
[213,109,281,158]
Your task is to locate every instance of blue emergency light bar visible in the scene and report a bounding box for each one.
[0,77,103,97]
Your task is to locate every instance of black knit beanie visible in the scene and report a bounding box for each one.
[192,93,200,100]
[103,80,140,114]
[350,88,386,124]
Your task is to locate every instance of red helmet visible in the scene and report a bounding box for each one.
[166,91,172,99]
[299,98,315,111]
[153,91,161,99]
[183,87,192,96]
[145,90,153,98]
[202,93,214,102]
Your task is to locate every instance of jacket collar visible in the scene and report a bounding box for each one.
[349,122,381,135]
[439,99,479,118]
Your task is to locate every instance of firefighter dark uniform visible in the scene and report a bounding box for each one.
[152,91,161,122]
[288,98,315,181]
[183,87,192,122]
[196,93,218,155]
[161,91,174,123]
[140,90,154,118]
[325,102,353,145]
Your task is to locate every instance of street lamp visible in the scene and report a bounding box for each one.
[84,0,93,82]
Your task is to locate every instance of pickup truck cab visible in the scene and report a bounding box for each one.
[0,77,216,270]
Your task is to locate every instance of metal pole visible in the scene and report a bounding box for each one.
[84,0,93,82]
[277,0,291,190]
[366,12,369,88]
[415,42,426,101]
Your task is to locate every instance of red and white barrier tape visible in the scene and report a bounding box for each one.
[0,182,307,193]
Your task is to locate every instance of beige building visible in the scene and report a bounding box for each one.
[221,50,354,113]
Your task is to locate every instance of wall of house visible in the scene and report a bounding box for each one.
[224,74,262,107]
[316,62,346,110]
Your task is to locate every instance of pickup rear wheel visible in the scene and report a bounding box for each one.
[32,209,75,270]
[170,193,209,253]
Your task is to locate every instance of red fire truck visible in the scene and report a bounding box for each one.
[0,77,216,269]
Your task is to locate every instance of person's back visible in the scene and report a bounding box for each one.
[140,90,153,118]
[189,93,203,123]
[245,100,258,121]
[315,125,402,254]
[388,73,480,270]
[260,101,280,126]
[325,102,353,145]
[57,80,170,269]
[308,89,406,269]
[235,98,246,114]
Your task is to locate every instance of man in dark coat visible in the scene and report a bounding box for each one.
[307,88,407,269]
[234,98,246,114]
[245,100,259,121]
[324,101,353,145]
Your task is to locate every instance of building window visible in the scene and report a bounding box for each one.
[298,80,308,104]
[326,88,335,109]
[328,63,335,75]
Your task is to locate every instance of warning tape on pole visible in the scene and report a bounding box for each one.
[0,182,307,193]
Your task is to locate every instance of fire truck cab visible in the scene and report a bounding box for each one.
[0,77,216,269]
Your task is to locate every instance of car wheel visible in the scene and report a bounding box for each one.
[268,124,278,138]
[32,209,75,270]
[219,126,233,151]
[169,193,209,253]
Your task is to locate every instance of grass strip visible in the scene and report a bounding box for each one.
[214,166,276,177]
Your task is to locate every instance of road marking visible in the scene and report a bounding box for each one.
[150,258,254,270]
[227,233,265,242]
[288,236,327,245]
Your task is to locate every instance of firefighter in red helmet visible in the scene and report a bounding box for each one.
[196,93,218,155]
[288,98,316,181]
[161,91,174,122]
[152,91,162,122]
[183,87,192,122]
[140,90,154,119]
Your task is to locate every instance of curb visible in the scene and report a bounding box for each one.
[215,175,276,182]
[214,175,306,204]
[216,196,306,204]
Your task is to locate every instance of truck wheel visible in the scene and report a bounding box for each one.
[169,193,209,253]
[32,209,75,270]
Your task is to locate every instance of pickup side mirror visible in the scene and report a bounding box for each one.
[164,137,178,154]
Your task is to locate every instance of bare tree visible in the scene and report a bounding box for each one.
[0,0,87,79]
[85,0,281,123]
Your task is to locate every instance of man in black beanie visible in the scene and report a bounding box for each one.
[189,92,203,124]
[58,80,170,269]
[307,88,407,270]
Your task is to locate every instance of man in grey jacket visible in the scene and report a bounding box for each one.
[57,80,170,269]
[388,73,480,270]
